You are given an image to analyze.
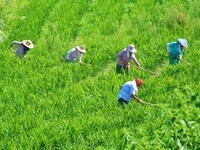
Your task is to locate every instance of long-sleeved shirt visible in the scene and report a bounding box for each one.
[116,49,140,67]
[65,48,83,62]
[12,41,29,56]
[167,41,182,59]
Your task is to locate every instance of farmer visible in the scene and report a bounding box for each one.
[118,78,156,106]
[116,44,142,74]
[9,40,34,58]
[166,38,188,65]
[65,45,86,64]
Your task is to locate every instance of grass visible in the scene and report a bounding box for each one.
[0,0,200,149]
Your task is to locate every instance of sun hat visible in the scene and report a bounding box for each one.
[135,78,143,88]
[22,40,34,49]
[77,45,86,53]
[178,38,188,48]
[128,44,137,53]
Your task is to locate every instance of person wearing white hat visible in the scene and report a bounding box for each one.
[116,44,142,74]
[9,40,34,58]
[166,38,188,65]
[65,45,86,64]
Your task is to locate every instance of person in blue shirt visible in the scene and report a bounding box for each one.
[166,38,188,65]
[118,78,156,106]
[9,40,34,58]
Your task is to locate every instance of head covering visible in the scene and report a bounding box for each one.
[135,78,143,88]
[127,44,137,58]
[22,40,34,49]
[77,45,86,53]
[128,44,137,53]
[178,38,188,48]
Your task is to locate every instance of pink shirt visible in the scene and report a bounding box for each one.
[65,48,83,62]
[117,49,140,67]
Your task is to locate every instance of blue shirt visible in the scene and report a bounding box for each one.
[12,41,29,56]
[167,41,182,57]
[118,81,138,102]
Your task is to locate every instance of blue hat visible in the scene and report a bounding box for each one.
[178,38,188,48]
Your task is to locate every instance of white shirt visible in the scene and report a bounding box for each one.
[118,80,138,102]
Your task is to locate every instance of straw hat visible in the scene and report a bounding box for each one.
[178,38,188,48]
[128,44,137,53]
[22,40,34,49]
[77,45,86,53]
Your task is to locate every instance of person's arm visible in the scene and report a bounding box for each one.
[79,57,83,64]
[23,50,28,58]
[131,94,157,106]
[131,94,143,103]
[179,55,183,61]
[9,41,22,51]
[11,41,22,46]
[168,52,183,61]
[77,51,83,64]
[9,41,20,49]
[132,56,142,69]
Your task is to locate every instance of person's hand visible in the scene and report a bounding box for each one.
[79,61,83,64]
[138,100,143,103]
[179,58,183,61]
[138,66,143,70]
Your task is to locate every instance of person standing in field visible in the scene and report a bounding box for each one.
[116,44,142,75]
[65,45,86,64]
[166,38,188,65]
[118,78,156,106]
[9,40,34,58]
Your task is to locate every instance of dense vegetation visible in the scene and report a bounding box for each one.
[0,0,199,149]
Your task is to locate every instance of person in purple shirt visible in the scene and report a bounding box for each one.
[116,44,142,74]
[9,40,34,58]
[65,45,86,64]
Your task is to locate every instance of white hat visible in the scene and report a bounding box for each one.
[77,45,86,53]
[178,38,188,48]
[128,44,137,53]
[22,40,34,49]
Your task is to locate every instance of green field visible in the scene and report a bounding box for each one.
[0,0,200,149]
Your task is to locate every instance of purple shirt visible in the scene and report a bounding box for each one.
[117,49,140,67]
[65,48,83,62]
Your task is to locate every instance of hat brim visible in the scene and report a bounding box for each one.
[178,39,188,48]
[77,47,86,53]
[22,40,34,49]
[130,49,137,53]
